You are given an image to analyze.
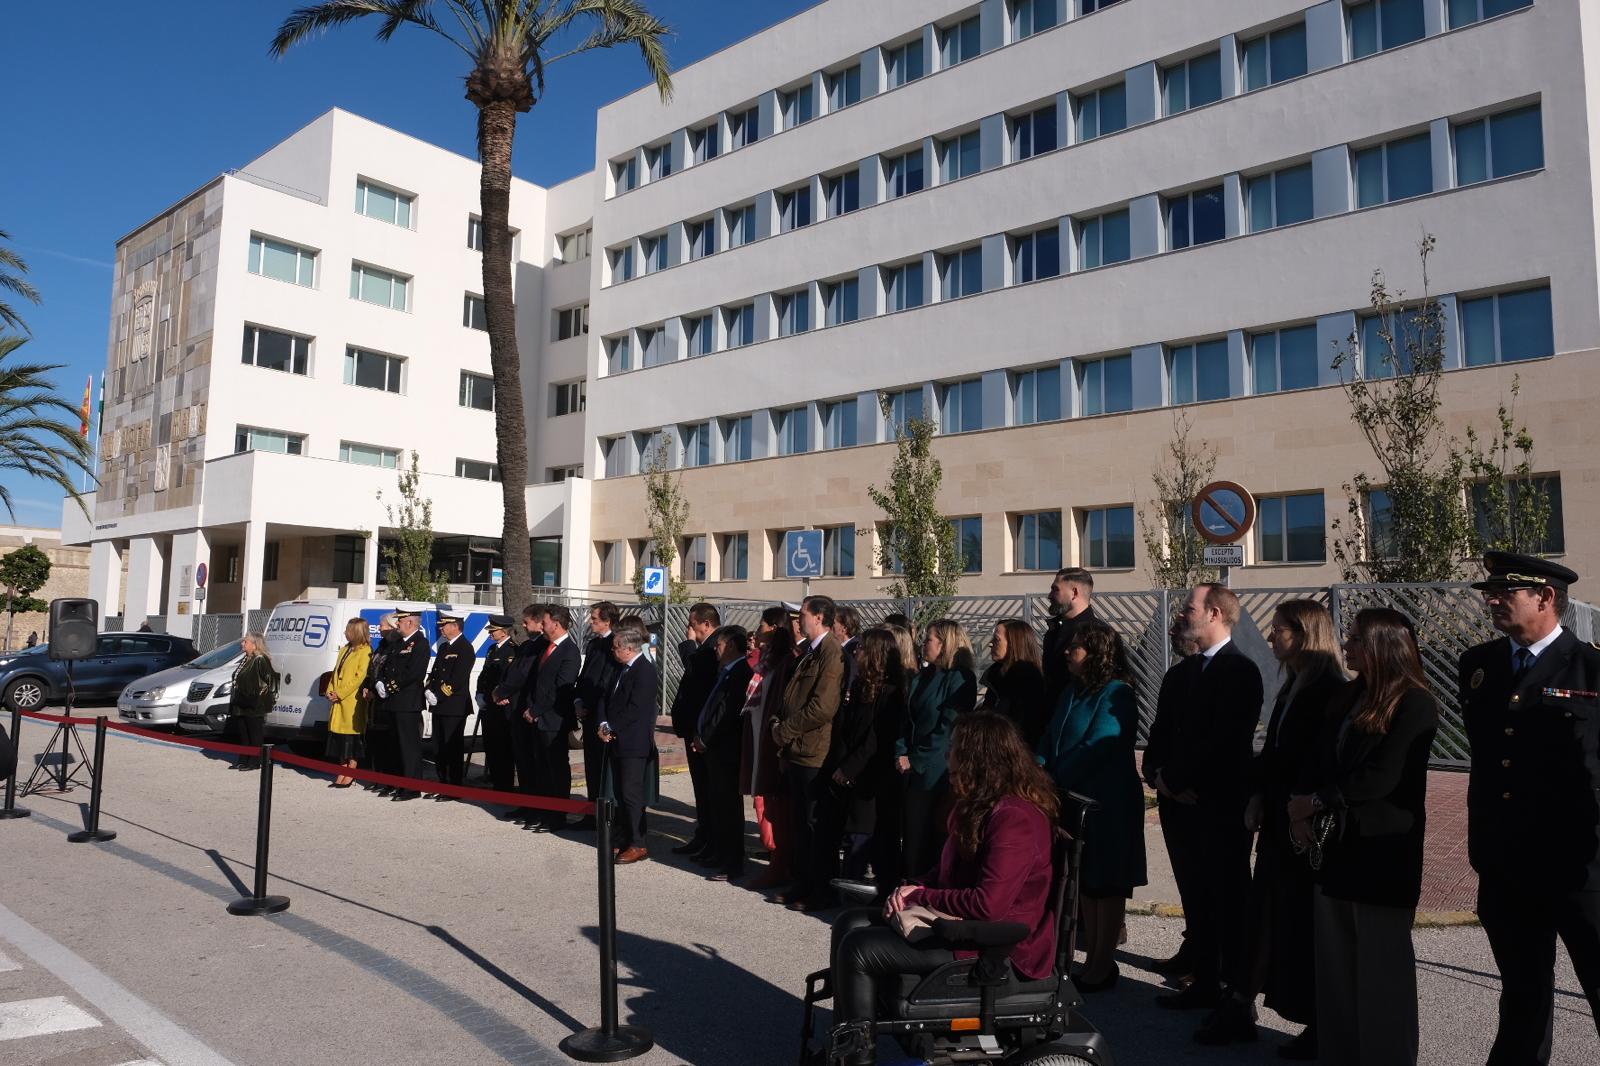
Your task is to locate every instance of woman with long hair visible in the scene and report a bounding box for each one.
[980,619,1048,747]
[896,618,978,877]
[1036,619,1145,991]
[361,613,401,794]
[745,607,799,890]
[324,618,372,788]
[228,633,277,772]
[885,623,919,679]
[828,713,1061,1063]
[1290,608,1437,1066]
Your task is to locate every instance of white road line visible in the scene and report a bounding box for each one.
[112,1060,167,1066]
[0,949,18,972]
[0,904,235,1066]
[0,995,101,1040]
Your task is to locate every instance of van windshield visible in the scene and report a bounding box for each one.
[185,639,244,669]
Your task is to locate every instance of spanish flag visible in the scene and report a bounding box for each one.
[80,376,92,436]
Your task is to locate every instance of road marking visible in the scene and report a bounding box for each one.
[0,948,18,972]
[0,904,236,1066]
[113,1060,167,1066]
[0,995,101,1040]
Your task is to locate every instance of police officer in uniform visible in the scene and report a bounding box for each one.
[1459,551,1600,1064]
[426,613,475,795]
[381,609,432,801]
[476,615,517,790]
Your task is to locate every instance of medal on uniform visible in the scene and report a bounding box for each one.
[1470,668,1484,690]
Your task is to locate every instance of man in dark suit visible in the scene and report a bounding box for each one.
[1142,583,1264,1024]
[523,604,581,832]
[494,604,548,824]
[475,616,517,790]
[1041,567,1098,704]
[669,602,722,858]
[832,605,863,695]
[693,626,755,881]
[425,613,475,793]
[1460,552,1600,1065]
[601,620,660,864]
[574,601,622,825]
[380,609,433,801]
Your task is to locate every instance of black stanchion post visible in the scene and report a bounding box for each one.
[560,794,653,1062]
[227,743,290,916]
[0,706,31,820]
[67,716,117,843]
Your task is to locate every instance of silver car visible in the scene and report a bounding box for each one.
[117,640,244,729]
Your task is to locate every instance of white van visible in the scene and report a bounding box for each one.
[259,599,498,740]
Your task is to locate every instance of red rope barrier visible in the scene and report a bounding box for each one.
[105,719,259,757]
[269,749,595,815]
[18,709,91,725]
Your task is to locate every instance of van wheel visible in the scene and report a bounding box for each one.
[4,677,46,711]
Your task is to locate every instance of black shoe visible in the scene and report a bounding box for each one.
[238,761,261,772]
[376,786,395,797]
[497,808,523,821]
[1194,998,1258,1045]
[1277,1026,1318,1060]
[433,794,454,802]
[1075,966,1120,994]
[1151,946,1195,977]
[1157,983,1221,1011]
[390,790,420,802]
[671,837,706,855]
[524,822,549,833]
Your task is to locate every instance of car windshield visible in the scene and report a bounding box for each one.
[185,639,244,669]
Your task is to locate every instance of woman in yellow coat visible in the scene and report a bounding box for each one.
[325,618,372,788]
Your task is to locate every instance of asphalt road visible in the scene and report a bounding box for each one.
[0,716,1593,1066]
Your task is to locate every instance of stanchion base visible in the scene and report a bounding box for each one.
[67,828,117,843]
[559,1025,654,1062]
[0,808,31,820]
[227,895,290,916]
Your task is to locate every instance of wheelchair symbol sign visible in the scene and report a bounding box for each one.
[785,530,824,579]
[642,566,668,597]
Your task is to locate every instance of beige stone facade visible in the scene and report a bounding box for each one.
[0,525,104,650]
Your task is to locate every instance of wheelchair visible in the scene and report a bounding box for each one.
[799,794,1115,1066]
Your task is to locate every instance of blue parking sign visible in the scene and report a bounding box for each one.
[784,530,824,579]
[642,566,668,596]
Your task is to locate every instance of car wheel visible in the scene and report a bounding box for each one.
[4,677,47,711]
[1009,1049,1095,1066]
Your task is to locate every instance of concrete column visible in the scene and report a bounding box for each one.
[858,266,884,319]
[1056,91,1074,148]
[560,476,592,591]
[1058,357,1077,419]
[669,128,690,173]
[1130,344,1165,411]
[1220,34,1241,98]
[811,71,827,116]
[806,280,825,330]
[1317,312,1357,387]
[241,521,266,618]
[1430,117,1452,192]
[1227,330,1250,397]
[1060,216,1079,273]
[89,540,122,622]
[757,90,779,139]
[980,113,1006,171]
[1223,172,1245,238]
[1125,63,1159,127]
[1312,145,1351,217]
[666,221,686,267]
[857,391,885,444]
[922,136,940,186]
[920,383,939,431]
[982,369,1010,430]
[803,403,824,454]
[751,409,776,459]
[165,528,210,638]
[859,156,882,208]
[1306,1,1345,72]
[124,536,165,625]
[981,233,1008,294]
[664,317,687,363]
[754,293,778,343]
[755,189,777,240]
[922,252,940,302]
[809,175,825,222]
[706,419,725,465]
[716,112,733,156]
[1129,194,1162,259]
[362,532,379,597]
[1423,0,1444,37]
[921,25,938,73]
[861,47,884,98]
[980,0,1006,52]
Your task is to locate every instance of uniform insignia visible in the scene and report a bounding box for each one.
[1543,687,1597,699]
[1470,668,1484,690]
[442,683,454,696]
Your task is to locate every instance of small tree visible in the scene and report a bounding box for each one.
[632,438,691,602]
[868,396,962,603]
[0,543,50,649]
[378,451,448,602]
[1137,412,1219,588]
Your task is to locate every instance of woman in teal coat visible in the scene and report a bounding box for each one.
[895,618,977,877]
[1037,619,1146,991]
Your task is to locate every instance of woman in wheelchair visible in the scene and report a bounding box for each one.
[827,712,1061,1065]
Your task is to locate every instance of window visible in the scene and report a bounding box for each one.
[886,260,925,311]
[825,399,859,449]
[886,39,925,87]
[720,532,750,580]
[886,149,926,199]
[729,106,760,149]
[1015,511,1063,572]
[460,371,495,412]
[949,516,983,573]
[262,542,280,583]
[689,122,720,165]
[940,16,981,67]
[241,325,309,376]
[682,422,712,467]
[1354,132,1434,207]
[613,155,638,193]
[1014,365,1062,425]
[723,416,753,462]
[1364,489,1399,559]
[940,246,984,299]
[247,235,316,287]
[824,278,860,326]
[1079,354,1133,415]
[1250,325,1318,394]
[640,234,667,275]
[609,244,634,283]
[1358,307,1439,378]
[781,83,815,129]
[1167,185,1226,250]
[463,293,488,331]
[1077,209,1131,268]
[557,228,590,262]
[1169,339,1231,404]
[1247,163,1314,231]
[1014,227,1061,283]
[1013,0,1059,39]
[549,466,582,483]
[555,304,588,340]
[344,347,404,394]
[1014,104,1058,161]
[681,535,708,582]
[939,130,982,182]
[1471,475,1564,555]
[687,313,716,356]
[777,407,810,455]
[645,141,672,181]
[349,263,410,311]
[1454,104,1543,186]
[1242,22,1308,90]
[1080,0,1124,11]
[606,335,633,374]
[1258,492,1326,563]
[1082,505,1136,568]
[600,542,626,584]
[551,381,585,416]
[941,378,984,433]
[468,216,484,251]
[776,290,810,337]
[354,178,412,227]
[1349,0,1426,60]
[456,458,500,482]
[824,171,860,218]
[823,525,856,578]
[686,218,717,261]
[1163,50,1222,116]
[1075,82,1127,141]
[725,203,756,249]
[602,437,628,478]
[640,326,669,367]
[234,426,303,455]
[828,65,862,110]
[332,535,364,583]
[779,186,812,232]
[1461,286,1554,366]
[724,303,755,349]
[339,441,399,469]
[1449,0,1531,29]
[886,388,926,437]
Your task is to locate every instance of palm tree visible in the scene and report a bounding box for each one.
[270,1,673,611]
[0,335,93,521]
[0,229,41,335]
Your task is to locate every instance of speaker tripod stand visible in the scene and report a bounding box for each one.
[21,662,95,796]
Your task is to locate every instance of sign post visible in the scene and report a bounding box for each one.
[784,530,823,599]
[1191,481,1256,588]
[642,566,669,717]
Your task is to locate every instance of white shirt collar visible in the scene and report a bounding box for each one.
[810,632,826,651]
[1514,625,1563,661]
[548,632,569,648]
[1200,636,1231,660]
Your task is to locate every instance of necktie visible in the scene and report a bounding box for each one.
[1512,647,1534,681]
[541,642,556,665]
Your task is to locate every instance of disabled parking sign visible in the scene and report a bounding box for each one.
[784,530,823,579]
[642,566,668,597]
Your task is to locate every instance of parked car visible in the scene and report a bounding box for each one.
[120,639,245,730]
[0,634,198,711]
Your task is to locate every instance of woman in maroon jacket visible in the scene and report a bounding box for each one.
[828,713,1059,1062]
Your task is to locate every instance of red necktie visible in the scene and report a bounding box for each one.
[541,642,556,664]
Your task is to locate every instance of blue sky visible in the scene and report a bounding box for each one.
[0,0,812,525]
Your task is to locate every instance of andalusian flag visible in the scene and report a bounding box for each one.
[79,376,92,436]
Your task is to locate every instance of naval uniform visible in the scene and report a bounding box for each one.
[477,634,517,790]
[427,633,475,786]
[382,628,432,789]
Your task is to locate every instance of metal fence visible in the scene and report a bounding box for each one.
[660,584,1600,770]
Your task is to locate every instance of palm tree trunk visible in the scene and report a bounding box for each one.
[477,99,532,613]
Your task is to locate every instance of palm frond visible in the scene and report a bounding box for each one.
[0,231,40,335]
[539,0,673,101]
[270,0,471,59]
[0,335,93,521]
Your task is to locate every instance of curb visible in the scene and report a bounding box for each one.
[1127,901,1481,928]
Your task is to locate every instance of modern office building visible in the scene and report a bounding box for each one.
[67,0,1600,628]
